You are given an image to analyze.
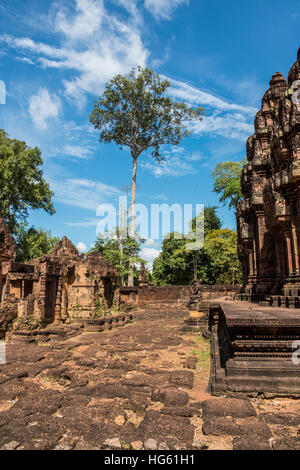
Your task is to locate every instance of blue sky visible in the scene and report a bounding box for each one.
[0,0,299,266]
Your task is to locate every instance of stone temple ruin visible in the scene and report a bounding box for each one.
[210,48,300,397]
[237,50,300,307]
[2,51,300,453]
[0,219,118,333]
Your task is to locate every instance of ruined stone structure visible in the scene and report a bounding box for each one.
[0,222,118,329]
[138,262,151,287]
[237,47,300,307]
[210,48,300,397]
[183,279,211,333]
[119,284,239,308]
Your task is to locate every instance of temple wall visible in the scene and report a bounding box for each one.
[119,285,241,306]
[63,262,97,318]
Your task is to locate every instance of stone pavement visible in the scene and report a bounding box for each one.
[0,309,300,450]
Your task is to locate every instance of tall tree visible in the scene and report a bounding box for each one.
[0,130,55,233]
[211,160,245,209]
[90,67,204,285]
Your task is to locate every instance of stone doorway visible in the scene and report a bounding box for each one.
[44,278,57,323]
[104,278,114,308]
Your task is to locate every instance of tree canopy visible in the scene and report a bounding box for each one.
[15,226,59,262]
[90,67,204,162]
[152,207,232,286]
[203,228,242,285]
[90,230,145,286]
[0,130,55,233]
[211,160,245,210]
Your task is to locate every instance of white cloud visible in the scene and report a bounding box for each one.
[140,247,160,265]
[143,238,159,248]
[1,0,256,143]
[142,156,197,177]
[114,0,141,21]
[166,76,256,114]
[164,77,256,141]
[65,218,99,227]
[51,178,120,211]
[54,0,105,41]
[141,147,206,178]
[63,144,94,160]
[77,241,87,252]
[28,88,61,130]
[190,113,254,140]
[16,56,35,65]
[144,0,189,20]
[1,0,148,108]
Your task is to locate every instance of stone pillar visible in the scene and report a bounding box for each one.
[285,231,294,277]
[253,239,258,276]
[0,262,2,303]
[257,214,266,253]
[274,241,281,278]
[257,213,267,277]
[3,275,10,302]
[292,225,300,275]
[39,272,47,321]
[248,246,254,277]
[55,275,63,321]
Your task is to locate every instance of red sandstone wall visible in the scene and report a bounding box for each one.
[119,285,241,306]
[137,285,192,304]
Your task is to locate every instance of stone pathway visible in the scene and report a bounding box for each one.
[0,309,300,450]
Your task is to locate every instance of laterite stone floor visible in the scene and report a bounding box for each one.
[0,309,300,450]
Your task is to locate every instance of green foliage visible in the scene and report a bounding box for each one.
[90,67,204,161]
[90,230,145,286]
[190,205,221,237]
[71,300,84,319]
[152,208,242,286]
[152,207,223,286]
[211,160,245,209]
[203,229,243,285]
[15,225,60,262]
[191,336,211,373]
[152,232,191,286]
[0,130,55,233]
[92,296,106,318]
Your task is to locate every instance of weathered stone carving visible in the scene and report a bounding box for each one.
[237,48,300,303]
[138,262,150,287]
[0,218,15,262]
[0,221,118,330]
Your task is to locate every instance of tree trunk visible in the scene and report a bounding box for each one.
[119,238,124,287]
[119,200,126,287]
[193,253,198,281]
[128,156,138,287]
